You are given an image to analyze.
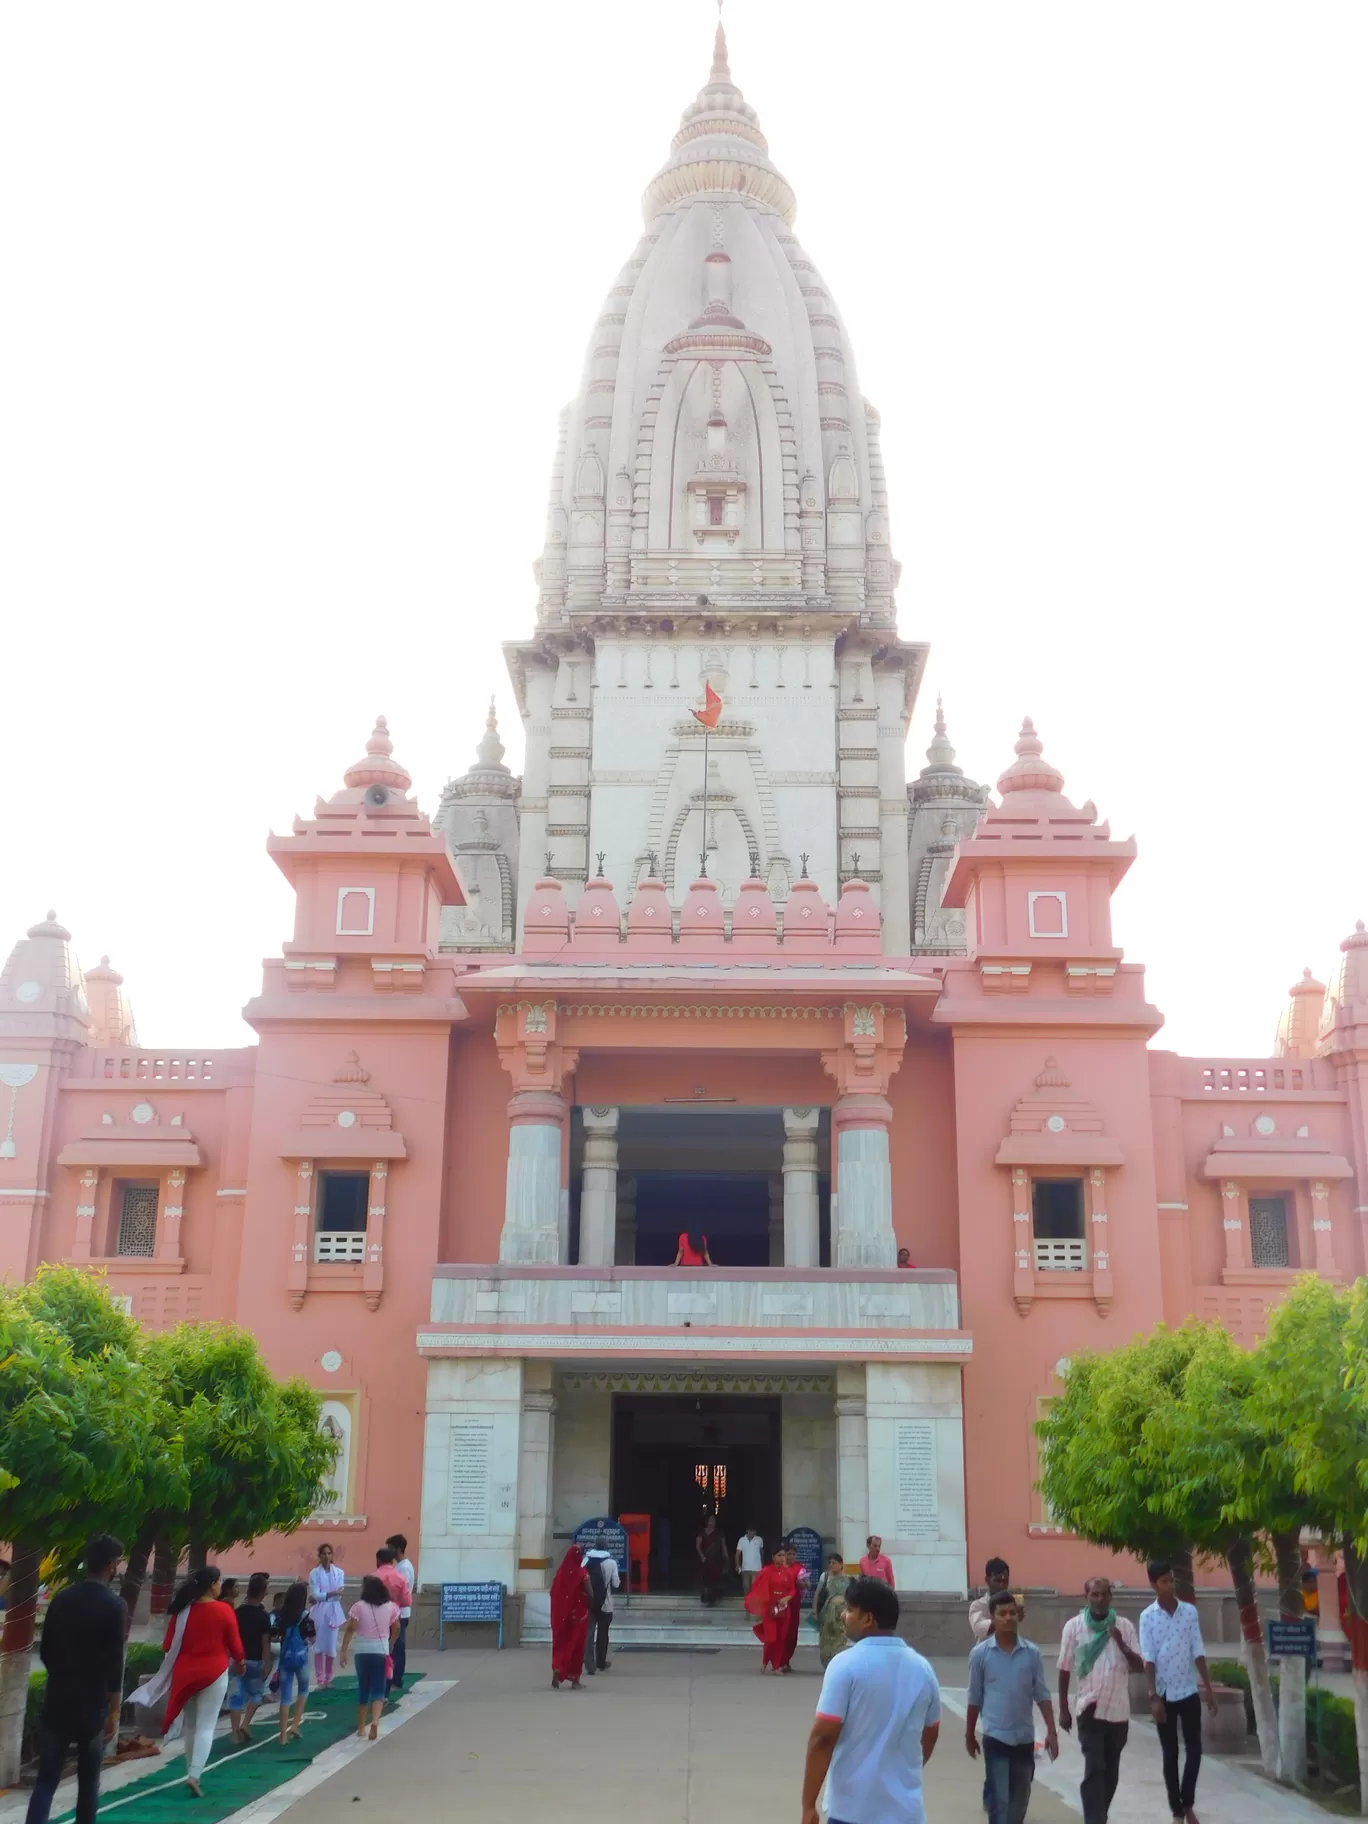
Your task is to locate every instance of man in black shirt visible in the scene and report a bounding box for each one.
[26,1534,125,1824]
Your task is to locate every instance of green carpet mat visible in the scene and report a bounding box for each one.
[55,1675,422,1824]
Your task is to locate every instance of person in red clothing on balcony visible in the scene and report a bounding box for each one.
[673,1231,713,1266]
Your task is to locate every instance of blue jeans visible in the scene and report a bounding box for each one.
[355,1653,388,1704]
[278,1662,310,1705]
[984,1737,1036,1824]
[389,1617,408,1690]
[228,1659,265,1711]
[26,1713,106,1824]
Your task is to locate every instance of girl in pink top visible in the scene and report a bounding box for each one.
[859,1535,896,1588]
[338,1576,400,1739]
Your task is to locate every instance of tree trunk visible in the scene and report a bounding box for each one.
[187,1539,208,1574]
[120,1521,158,1623]
[150,1534,176,1616]
[1172,1544,1197,1606]
[1342,1542,1368,1817]
[1228,1535,1279,1777]
[0,1544,42,1788]
[1272,1529,1308,1786]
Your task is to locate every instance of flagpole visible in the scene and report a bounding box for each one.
[700,724,710,877]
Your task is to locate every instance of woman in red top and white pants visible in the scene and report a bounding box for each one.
[158,1568,244,1795]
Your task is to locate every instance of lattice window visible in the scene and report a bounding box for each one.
[1249,1196,1290,1269]
[116,1184,158,1257]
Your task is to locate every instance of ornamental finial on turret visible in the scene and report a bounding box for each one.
[995,717,1065,798]
[476,696,507,770]
[344,715,413,794]
[710,3,730,82]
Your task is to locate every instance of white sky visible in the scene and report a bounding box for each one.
[2,1,1364,1056]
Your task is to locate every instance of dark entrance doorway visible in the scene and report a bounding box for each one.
[610,1394,782,1592]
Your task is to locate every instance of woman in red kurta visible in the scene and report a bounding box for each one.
[159,1567,244,1794]
[744,1547,800,1672]
[550,1545,591,1690]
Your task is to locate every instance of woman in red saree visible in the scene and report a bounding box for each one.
[550,1544,591,1689]
[744,1545,801,1672]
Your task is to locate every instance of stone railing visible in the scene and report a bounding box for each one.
[420,1265,968,1363]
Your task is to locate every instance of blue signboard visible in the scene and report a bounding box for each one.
[1266,1619,1316,1660]
[786,1527,824,1609]
[439,1581,504,1648]
[575,1517,630,1585]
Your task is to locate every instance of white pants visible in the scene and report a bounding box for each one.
[182,1667,230,1781]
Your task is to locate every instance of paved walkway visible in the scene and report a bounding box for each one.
[6,1645,1339,1823]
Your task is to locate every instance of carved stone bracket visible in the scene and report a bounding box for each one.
[821,1003,906,1097]
[495,1001,579,1094]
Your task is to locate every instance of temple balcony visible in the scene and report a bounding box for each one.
[418,1264,969,1366]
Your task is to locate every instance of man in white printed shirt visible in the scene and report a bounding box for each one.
[735,1525,764,1597]
[1058,1577,1144,1824]
[1139,1562,1217,1824]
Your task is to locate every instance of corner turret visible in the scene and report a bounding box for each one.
[436,699,521,951]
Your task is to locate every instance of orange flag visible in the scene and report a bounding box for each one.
[691,682,723,730]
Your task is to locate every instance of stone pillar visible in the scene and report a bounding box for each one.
[499,1090,567,1263]
[578,1106,619,1265]
[767,1174,784,1266]
[832,1095,896,1267]
[782,1107,822,1267]
[156,1166,186,1264]
[517,1364,558,1592]
[835,1365,869,1567]
[615,1175,638,1265]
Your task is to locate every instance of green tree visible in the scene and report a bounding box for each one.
[1253,1277,1368,1812]
[1037,1326,1205,1594]
[143,1324,337,1571]
[0,1268,172,1787]
[1142,1322,1294,1777]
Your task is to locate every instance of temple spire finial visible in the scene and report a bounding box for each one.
[476,695,506,769]
[710,3,731,83]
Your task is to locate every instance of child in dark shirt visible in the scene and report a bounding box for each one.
[228,1573,273,1741]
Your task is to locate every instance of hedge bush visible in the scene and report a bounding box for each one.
[1204,1656,1359,1791]
[23,1646,164,1761]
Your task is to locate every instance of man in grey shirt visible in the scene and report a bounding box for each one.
[966,1590,1059,1824]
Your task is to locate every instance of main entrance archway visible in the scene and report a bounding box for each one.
[610,1392,782,1591]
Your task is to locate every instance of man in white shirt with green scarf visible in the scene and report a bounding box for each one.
[1058,1577,1144,1824]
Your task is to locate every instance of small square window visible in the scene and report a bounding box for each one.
[1032,1178,1085,1270]
[317,1172,370,1232]
[115,1183,159,1257]
[1249,1195,1290,1269]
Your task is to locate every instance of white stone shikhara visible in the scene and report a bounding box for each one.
[430,24,983,954]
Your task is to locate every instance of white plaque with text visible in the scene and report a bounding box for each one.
[449,1418,494,1533]
[894,1420,939,1539]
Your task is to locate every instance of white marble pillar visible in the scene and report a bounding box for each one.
[615,1174,637,1265]
[835,1365,869,1566]
[578,1106,619,1265]
[516,1364,558,1592]
[499,1089,567,1263]
[782,1107,822,1267]
[833,1095,896,1267]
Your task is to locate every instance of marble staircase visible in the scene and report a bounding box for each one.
[521,1591,770,1649]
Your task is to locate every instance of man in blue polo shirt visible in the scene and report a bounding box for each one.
[966,1589,1059,1824]
[801,1575,940,1824]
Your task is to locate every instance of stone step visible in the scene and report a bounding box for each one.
[522,1621,762,1648]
